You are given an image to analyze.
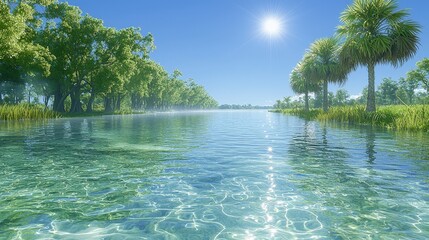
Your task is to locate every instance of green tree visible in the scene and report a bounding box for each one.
[0,0,54,103]
[338,0,420,112]
[333,89,350,106]
[357,87,368,105]
[127,59,152,110]
[407,58,429,93]
[328,92,335,107]
[398,77,418,104]
[1,1,217,112]
[143,61,168,110]
[282,96,292,109]
[290,54,320,112]
[313,91,323,108]
[376,77,398,105]
[308,37,351,112]
[161,69,184,110]
[92,27,152,112]
[42,3,100,112]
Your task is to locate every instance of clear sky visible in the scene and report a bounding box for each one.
[65,0,429,106]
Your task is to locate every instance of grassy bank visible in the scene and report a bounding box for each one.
[275,105,429,131]
[61,109,134,118]
[0,104,61,121]
[0,104,140,121]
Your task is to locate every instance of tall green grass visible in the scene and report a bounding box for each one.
[0,104,61,121]
[281,105,429,131]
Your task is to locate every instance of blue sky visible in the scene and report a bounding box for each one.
[66,0,429,106]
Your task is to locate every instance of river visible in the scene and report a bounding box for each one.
[0,110,428,239]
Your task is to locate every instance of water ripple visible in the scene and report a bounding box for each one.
[0,111,428,239]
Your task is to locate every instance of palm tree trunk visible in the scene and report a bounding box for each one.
[304,91,309,112]
[323,79,328,112]
[366,62,376,112]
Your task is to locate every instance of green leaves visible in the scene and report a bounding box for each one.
[0,1,53,80]
[308,37,350,84]
[1,1,216,111]
[290,57,315,95]
[407,58,429,91]
[337,0,420,67]
[291,37,352,111]
[337,0,421,112]
[288,0,421,113]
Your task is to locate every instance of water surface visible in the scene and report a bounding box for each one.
[0,110,428,239]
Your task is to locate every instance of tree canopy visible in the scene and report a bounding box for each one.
[307,37,352,111]
[337,0,420,112]
[0,1,217,111]
[290,54,321,112]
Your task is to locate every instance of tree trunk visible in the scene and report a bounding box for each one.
[104,96,113,112]
[86,90,95,113]
[116,94,121,111]
[304,91,309,112]
[323,79,328,112]
[366,63,376,112]
[43,95,50,108]
[131,93,137,110]
[69,86,83,113]
[53,86,66,112]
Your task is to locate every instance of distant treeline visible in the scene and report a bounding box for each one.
[219,104,270,110]
[0,0,218,113]
[274,63,429,110]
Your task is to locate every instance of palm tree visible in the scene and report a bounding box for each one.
[290,54,320,112]
[283,96,292,108]
[337,0,420,112]
[308,37,351,112]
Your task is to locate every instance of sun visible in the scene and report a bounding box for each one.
[261,16,282,37]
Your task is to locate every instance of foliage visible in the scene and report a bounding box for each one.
[0,1,217,116]
[376,77,398,105]
[0,103,60,120]
[333,89,350,106]
[407,58,429,92]
[337,0,421,112]
[0,0,54,104]
[281,105,429,131]
[290,54,321,111]
[307,37,352,111]
[398,77,418,104]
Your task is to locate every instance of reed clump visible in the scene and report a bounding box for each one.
[282,105,429,131]
[0,104,61,121]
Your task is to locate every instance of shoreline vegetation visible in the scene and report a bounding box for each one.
[273,1,428,132]
[0,103,273,121]
[272,105,429,131]
[0,104,60,121]
[0,1,218,117]
[0,103,139,121]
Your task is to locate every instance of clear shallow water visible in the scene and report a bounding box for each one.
[0,110,428,239]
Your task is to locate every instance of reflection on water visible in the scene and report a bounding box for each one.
[365,127,376,164]
[0,111,428,239]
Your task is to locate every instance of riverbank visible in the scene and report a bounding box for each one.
[0,104,138,121]
[0,104,61,121]
[0,104,226,121]
[273,105,429,131]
